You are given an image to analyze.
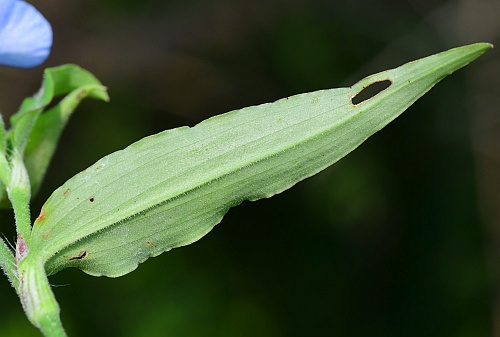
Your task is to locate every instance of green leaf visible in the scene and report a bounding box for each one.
[1,65,108,207]
[0,116,9,192]
[25,43,491,278]
[24,82,109,196]
[8,67,56,156]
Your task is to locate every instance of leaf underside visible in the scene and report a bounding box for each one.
[25,43,491,278]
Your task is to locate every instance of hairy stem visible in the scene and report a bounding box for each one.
[10,187,32,245]
[8,152,32,245]
[0,236,18,288]
[17,259,66,337]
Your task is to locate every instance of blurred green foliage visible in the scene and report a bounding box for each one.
[0,0,496,336]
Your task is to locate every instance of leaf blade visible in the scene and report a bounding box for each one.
[26,43,491,277]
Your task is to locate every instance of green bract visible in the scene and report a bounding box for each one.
[18,43,490,280]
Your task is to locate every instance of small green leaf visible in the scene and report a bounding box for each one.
[8,69,55,156]
[1,65,108,207]
[0,116,10,190]
[24,82,109,196]
[25,43,491,278]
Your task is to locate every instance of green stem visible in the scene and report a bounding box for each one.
[0,236,18,288]
[8,151,32,245]
[17,258,67,337]
[10,187,32,245]
[2,151,65,336]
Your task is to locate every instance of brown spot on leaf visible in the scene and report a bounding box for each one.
[77,89,86,100]
[36,209,45,222]
[146,240,154,246]
[42,231,51,239]
[64,188,71,197]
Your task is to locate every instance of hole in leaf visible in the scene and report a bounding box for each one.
[351,79,392,105]
[88,196,95,204]
[69,251,88,261]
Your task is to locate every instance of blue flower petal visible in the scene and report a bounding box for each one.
[0,0,53,68]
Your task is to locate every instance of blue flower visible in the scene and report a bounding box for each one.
[0,0,52,68]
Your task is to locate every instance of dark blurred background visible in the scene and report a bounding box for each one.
[1,0,499,336]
